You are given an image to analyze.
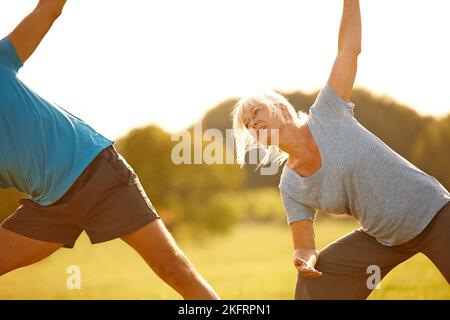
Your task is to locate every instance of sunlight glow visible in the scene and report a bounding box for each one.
[1,0,449,139]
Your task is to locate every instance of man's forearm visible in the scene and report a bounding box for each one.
[37,0,67,18]
[8,0,67,64]
[338,0,361,54]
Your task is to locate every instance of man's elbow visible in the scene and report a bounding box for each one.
[339,45,362,56]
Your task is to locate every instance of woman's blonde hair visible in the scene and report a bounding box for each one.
[231,90,308,168]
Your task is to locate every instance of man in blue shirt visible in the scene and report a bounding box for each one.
[0,0,218,299]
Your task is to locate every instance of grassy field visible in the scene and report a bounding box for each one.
[0,218,449,299]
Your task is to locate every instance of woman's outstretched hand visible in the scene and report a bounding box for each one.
[292,248,323,278]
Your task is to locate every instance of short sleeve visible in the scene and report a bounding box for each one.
[0,37,23,72]
[310,83,355,118]
[280,189,317,224]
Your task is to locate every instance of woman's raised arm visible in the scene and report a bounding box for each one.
[327,0,361,101]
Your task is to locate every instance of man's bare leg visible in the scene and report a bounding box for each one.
[121,220,220,300]
[0,227,63,276]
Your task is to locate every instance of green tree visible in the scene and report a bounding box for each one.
[411,115,450,189]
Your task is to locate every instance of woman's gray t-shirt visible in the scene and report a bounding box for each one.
[279,83,450,246]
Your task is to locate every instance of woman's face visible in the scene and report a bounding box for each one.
[241,104,286,145]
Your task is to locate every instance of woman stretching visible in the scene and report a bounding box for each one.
[232,0,449,299]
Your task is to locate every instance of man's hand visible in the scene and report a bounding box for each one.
[38,0,67,16]
[293,248,323,278]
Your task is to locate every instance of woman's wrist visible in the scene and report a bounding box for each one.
[293,247,319,265]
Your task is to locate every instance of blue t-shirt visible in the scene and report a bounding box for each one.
[0,37,113,205]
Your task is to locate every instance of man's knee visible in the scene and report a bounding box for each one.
[0,254,34,276]
[0,246,59,276]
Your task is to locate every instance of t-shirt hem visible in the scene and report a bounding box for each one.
[375,196,450,247]
[31,140,114,206]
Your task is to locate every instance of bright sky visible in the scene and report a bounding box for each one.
[1,0,449,140]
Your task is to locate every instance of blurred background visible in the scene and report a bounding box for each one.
[0,0,449,299]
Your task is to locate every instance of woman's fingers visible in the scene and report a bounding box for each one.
[294,258,310,267]
[294,258,323,278]
[300,270,323,278]
[298,267,323,278]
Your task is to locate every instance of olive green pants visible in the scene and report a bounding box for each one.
[296,200,450,300]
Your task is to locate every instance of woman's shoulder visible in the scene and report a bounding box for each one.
[309,83,355,120]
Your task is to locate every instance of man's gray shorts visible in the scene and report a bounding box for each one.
[1,145,160,248]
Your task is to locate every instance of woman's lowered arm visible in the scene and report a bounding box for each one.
[290,220,322,278]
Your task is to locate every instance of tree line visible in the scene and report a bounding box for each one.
[1,88,448,238]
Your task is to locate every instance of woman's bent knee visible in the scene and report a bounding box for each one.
[295,272,371,300]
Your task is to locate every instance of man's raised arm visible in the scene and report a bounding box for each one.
[8,0,67,64]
